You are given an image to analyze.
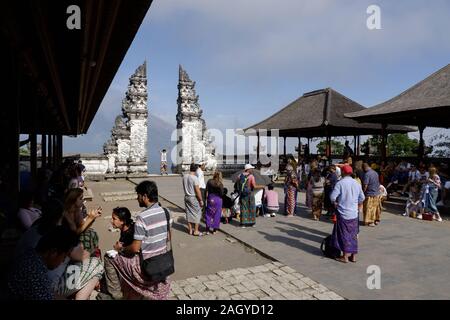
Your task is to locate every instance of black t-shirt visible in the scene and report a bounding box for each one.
[206,180,224,197]
[119,222,135,246]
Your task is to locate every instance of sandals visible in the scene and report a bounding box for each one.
[192,232,204,237]
[335,256,348,263]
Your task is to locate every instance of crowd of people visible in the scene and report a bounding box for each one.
[1,159,172,300]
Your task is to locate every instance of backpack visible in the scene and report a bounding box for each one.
[320,235,341,259]
[235,173,251,197]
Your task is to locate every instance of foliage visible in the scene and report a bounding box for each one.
[317,140,344,155]
[430,133,450,157]
[361,134,419,156]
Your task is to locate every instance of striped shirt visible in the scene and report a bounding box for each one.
[134,203,168,259]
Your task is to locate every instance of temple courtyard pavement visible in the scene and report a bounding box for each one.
[87,176,450,300]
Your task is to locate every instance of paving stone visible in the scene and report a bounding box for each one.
[260,296,273,300]
[246,274,258,280]
[208,274,221,281]
[313,292,333,300]
[213,290,230,299]
[254,266,269,273]
[274,275,290,284]
[234,284,249,293]
[301,277,318,286]
[328,292,345,300]
[280,282,298,291]
[272,261,284,267]
[178,280,189,287]
[223,286,238,294]
[294,292,316,300]
[311,284,329,293]
[240,292,258,300]
[264,263,278,271]
[251,289,268,299]
[204,282,221,291]
[189,293,205,300]
[217,271,232,278]
[227,277,241,285]
[197,275,209,282]
[303,288,320,296]
[254,279,271,288]
[260,287,278,297]
[230,294,243,300]
[194,284,207,292]
[187,277,200,284]
[203,291,217,300]
[168,291,176,298]
[248,266,260,274]
[242,281,260,291]
[291,272,305,279]
[272,269,287,276]
[271,294,285,300]
[291,280,310,290]
[270,283,288,294]
[281,273,297,282]
[177,294,190,300]
[216,279,231,287]
[171,287,185,296]
[280,266,297,274]
[235,275,248,282]
[255,272,274,280]
[183,286,197,295]
[281,292,298,300]
[225,237,237,243]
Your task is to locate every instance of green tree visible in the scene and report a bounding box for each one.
[317,140,344,155]
[361,134,419,156]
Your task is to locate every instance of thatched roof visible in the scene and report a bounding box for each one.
[245,88,414,137]
[346,64,450,128]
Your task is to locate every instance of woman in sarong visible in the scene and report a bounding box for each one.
[284,164,299,216]
[205,171,224,234]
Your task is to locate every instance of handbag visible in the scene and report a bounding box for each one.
[140,207,174,282]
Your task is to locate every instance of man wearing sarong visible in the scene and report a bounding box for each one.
[236,164,265,228]
[362,163,381,227]
[183,164,204,236]
[330,165,365,263]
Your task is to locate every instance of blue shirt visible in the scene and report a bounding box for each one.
[330,176,365,220]
[363,169,380,196]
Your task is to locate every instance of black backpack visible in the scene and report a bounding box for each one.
[320,235,341,259]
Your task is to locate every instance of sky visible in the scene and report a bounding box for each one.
[64,0,450,171]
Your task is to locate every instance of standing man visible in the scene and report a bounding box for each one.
[183,163,204,236]
[160,149,168,175]
[362,163,381,227]
[343,141,354,160]
[196,162,207,211]
[330,165,365,263]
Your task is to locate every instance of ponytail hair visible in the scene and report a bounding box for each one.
[112,207,133,226]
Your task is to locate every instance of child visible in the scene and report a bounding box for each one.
[230,190,240,220]
[403,182,420,217]
[221,188,233,224]
[263,184,279,217]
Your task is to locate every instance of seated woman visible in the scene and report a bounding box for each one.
[263,184,279,217]
[14,198,104,300]
[17,191,42,230]
[99,207,135,300]
[403,182,421,217]
[62,188,102,256]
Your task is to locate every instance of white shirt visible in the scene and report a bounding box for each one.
[17,208,41,230]
[254,189,263,206]
[160,152,167,162]
[196,168,206,189]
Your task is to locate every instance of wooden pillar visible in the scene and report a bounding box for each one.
[326,136,331,158]
[283,136,287,157]
[57,135,63,167]
[41,134,47,168]
[47,134,53,169]
[418,125,425,160]
[298,136,302,158]
[30,133,37,191]
[381,124,387,162]
[357,136,361,156]
[353,136,357,158]
[256,131,260,163]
